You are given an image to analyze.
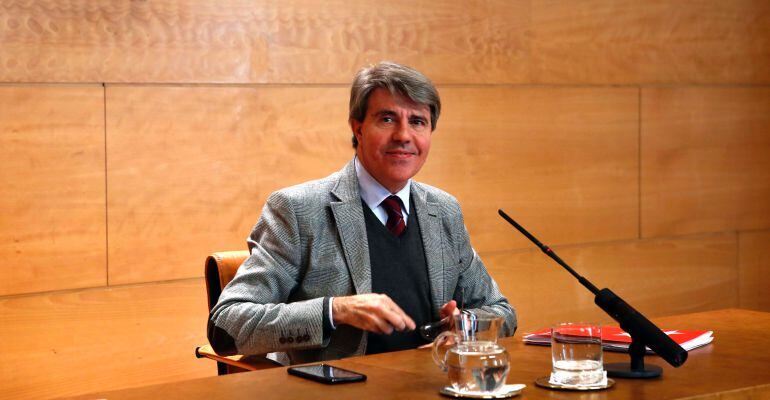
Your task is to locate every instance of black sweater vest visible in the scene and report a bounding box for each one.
[363,198,432,354]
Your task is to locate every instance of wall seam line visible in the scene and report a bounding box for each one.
[0,277,205,301]
[103,83,109,287]
[477,230,738,258]
[2,82,770,88]
[638,86,643,239]
[735,230,743,308]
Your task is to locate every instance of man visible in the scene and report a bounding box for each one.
[208,61,516,364]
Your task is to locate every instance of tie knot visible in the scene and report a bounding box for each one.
[380,196,403,217]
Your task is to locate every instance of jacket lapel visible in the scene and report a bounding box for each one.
[413,184,445,318]
[330,160,371,295]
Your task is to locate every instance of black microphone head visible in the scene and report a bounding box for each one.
[595,289,688,368]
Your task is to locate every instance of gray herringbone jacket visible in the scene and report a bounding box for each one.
[208,159,516,364]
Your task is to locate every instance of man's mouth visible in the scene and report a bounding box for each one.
[385,150,416,158]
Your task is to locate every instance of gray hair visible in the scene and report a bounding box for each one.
[349,61,441,148]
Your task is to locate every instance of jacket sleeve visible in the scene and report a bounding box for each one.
[447,201,518,337]
[207,191,330,356]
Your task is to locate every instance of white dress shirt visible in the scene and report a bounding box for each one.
[354,156,411,226]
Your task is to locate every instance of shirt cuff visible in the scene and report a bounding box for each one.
[323,297,336,341]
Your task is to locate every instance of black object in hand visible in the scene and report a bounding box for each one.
[418,315,451,341]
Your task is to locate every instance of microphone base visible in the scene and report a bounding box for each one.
[605,362,662,379]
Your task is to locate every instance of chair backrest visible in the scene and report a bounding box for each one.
[204,250,250,311]
[202,250,289,373]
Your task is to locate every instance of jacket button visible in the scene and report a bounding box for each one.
[287,337,294,343]
[303,334,311,341]
[279,337,286,344]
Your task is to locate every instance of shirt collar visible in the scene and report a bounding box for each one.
[354,157,411,215]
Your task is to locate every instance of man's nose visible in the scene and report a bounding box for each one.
[392,118,411,142]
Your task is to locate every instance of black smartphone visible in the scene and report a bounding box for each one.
[287,363,367,384]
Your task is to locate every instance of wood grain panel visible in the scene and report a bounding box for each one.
[0,85,105,296]
[483,233,738,333]
[0,0,529,84]
[109,86,637,280]
[739,230,770,312]
[419,87,638,252]
[0,280,212,400]
[0,1,267,83]
[530,0,770,84]
[641,87,770,238]
[106,86,351,284]
[260,0,530,85]
[2,1,768,84]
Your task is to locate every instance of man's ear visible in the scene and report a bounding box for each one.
[350,118,363,142]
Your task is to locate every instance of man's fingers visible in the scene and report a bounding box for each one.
[370,313,394,335]
[333,294,415,334]
[439,300,457,319]
[440,299,461,319]
[403,314,416,330]
[348,304,393,335]
[381,306,415,332]
[379,298,416,331]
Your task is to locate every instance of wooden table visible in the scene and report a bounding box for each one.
[68,309,770,399]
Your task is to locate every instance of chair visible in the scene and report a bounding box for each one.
[195,251,283,375]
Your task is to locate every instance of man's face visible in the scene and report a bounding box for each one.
[352,88,432,193]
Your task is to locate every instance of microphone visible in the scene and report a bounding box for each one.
[594,288,687,367]
[498,209,687,378]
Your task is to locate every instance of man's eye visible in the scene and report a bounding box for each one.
[382,116,394,123]
[411,118,427,126]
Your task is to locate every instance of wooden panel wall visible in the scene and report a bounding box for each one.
[642,87,770,237]
[739,230,770,311]
[487,233,739,332]
[1,1,767,84]
[422,87,639,252]
[529,1,770,84]
[1,1,768,399]
[106,86,350,284]
[0,86,106,296]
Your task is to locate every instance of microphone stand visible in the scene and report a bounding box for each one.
[498,209,688,378]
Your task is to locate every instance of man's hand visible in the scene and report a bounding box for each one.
[332,294,416,335]
[439,299,461,319]
[417,300,463,348]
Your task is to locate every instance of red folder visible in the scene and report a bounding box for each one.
[523,326,713,352]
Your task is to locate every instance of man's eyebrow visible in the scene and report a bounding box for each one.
[372,109,397,117]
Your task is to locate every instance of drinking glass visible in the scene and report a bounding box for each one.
[550,323,605,386]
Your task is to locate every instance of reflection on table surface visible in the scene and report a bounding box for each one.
[66,309,770,400]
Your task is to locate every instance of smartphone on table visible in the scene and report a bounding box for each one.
[287,363,367,384]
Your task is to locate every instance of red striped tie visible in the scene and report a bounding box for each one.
[381,196,406,237]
